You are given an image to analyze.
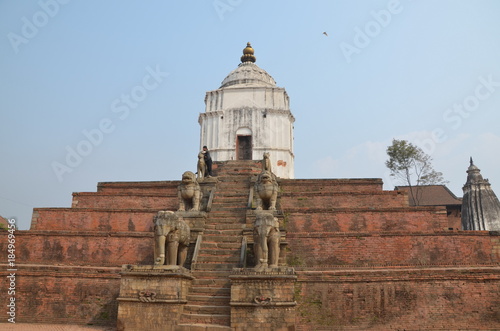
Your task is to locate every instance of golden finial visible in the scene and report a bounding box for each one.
[240,42,256,63]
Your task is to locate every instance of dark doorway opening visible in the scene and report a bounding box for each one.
[237,135,252,160]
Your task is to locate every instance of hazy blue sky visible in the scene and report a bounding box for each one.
[1,0,500,230]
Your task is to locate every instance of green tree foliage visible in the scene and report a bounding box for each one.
[385,139,448,205]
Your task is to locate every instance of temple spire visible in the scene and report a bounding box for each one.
[461,158,500,231]
[240,42,256,63]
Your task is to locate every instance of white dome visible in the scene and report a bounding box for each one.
[220,62,276,88]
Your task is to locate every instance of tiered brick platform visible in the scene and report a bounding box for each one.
[1,160,500,330]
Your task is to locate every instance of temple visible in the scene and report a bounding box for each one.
[461,158,500,231]
[199,43,295,179]
[1,44,499,330]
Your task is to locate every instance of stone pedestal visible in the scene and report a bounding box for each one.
[229,267,297,331]
[117,265,193,331]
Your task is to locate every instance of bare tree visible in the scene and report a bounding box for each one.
[385,139,447,205]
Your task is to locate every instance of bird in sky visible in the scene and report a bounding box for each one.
[323,31,328,36]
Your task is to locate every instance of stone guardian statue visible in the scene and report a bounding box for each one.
[197,152,206,180]
[153,211,190,266]
[253,212,280,271]
[254,171,279,210]
[178,171,201,211]
[262,152,271,172]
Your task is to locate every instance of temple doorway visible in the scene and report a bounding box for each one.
[237,135,252,160]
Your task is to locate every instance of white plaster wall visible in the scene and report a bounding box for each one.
[199,85,295,178]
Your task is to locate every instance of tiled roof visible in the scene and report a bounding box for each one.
[395,185,462,206]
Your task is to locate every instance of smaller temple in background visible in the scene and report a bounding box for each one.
[461,158,500,231]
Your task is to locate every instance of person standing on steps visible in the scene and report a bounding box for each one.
[202,146,213,177]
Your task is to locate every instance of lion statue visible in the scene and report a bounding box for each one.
[178,171,201,212]
[254,171,279,210]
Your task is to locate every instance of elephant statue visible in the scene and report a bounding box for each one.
[254,171,279,210]
[178,171,201,211]
[153,211,190,266]
[253,212,280,271]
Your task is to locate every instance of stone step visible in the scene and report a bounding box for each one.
[187,295,230,305]
[213,190,248,195]
[212,197,248,203]
[179,313,230,327]
[212,193,248,199]
[208,208,248,213]
[198,249,240,256]
[175,323,231,331]
[196,255,240,263]
[193,262,238,270]
[203,229,242,236]
[209,208,248,214]
[204,223,246,230]
[183,305,231,315]
[206,213,247,220]
[205,218,246,224]
[191,270,231,278]
[211,201,247,207]
[202,235,242,242]
[211,197,247,202]
[210,206,248,211]
[215,178,251,183]
[188,286,231,296]
[216,182,251,187]
[200,242,241,249]
[216,169,255,174]
[217,167,259,174]
[191,278,230,287]
[215,189,249,194]
[203,222,245,227]
[211,206,247,213]
[206,215,246,220]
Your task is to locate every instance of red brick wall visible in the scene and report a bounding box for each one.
[0,231,154,266]
[280,191,409,209]
[71,192,178,209]
[285,208,448,233]
[0,265,120,325]
[280,178,384,193]
[287,232,500,266]
[4,174,499,329]
[295,268,500,330]
[31,208,157,232]
[97,181,179,194]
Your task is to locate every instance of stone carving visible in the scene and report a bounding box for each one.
[153,211,190,266]
[178,171,201,211]
[262,152,271,172]
[254,296,272,305]
[254,171,279,210]
[253,212,280,271]
[138,290,157,302]
[197,152,206,180]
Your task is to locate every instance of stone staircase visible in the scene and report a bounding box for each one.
[176,161,262,330]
